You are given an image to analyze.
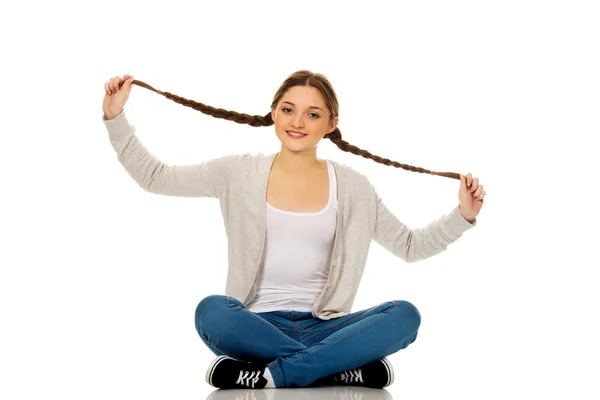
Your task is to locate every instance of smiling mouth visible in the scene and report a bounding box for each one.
[287,131,307,138]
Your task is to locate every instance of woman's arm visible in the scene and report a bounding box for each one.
[373,193,476,263]
[102,109,235,199]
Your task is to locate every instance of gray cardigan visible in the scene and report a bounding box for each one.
[103,110,477,320]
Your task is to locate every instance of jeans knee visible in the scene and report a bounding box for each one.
[195,294,228,333]
[391,300,421,331]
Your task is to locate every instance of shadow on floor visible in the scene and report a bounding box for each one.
[206,386,394,400]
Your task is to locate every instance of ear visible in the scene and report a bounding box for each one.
[327,116,339,134]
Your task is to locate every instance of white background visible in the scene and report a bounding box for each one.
[2,1,599,399]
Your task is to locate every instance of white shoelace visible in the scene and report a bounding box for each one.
[236,369,263,388]
[337,368,364,384]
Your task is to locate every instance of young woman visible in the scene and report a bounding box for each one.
[102,70,485,389]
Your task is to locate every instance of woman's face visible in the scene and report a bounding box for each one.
[271,85,338,150]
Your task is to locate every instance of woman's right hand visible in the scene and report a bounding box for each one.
[102,74,135,120]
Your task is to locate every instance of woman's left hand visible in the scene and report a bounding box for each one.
[459,173,485,223]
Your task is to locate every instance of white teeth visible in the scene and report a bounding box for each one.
[288,132,306,137]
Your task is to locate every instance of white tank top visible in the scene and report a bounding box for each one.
[246,160,338,312]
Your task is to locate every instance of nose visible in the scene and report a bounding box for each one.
[291,112,305,128]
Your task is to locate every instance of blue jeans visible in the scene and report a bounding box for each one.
[195,294,421,388]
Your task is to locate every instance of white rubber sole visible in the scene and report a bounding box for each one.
[206,355,232,387]
[380,357,394,387]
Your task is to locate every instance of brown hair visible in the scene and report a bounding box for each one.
[122,70,460,180]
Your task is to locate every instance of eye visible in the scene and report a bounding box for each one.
[281,107,320,118]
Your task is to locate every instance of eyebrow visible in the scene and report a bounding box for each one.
[281,101,323,112]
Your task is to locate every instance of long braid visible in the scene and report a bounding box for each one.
[324,128,460,179]
[121,78,460,180]
[126,80,273,127]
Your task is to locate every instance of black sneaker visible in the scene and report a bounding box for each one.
[206,355,269,389]
[311,357,394,388]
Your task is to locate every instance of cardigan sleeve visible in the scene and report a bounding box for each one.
[102,109,235,198]
[373,192,476,263]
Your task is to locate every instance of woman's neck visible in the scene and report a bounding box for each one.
[273,149,325,176]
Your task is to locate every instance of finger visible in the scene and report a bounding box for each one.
[477,190,486,201]
[118,75,126,89]
[473,185,484,197]
[466,173,473,188]
[470,178,480,194]
[460,174,468,190]
[115,75,123,91]
[104,82,110,95]
[112,76,121,91]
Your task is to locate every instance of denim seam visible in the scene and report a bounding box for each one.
[287,301,397,363]
[230,303,308,348]
[293,303,395,332]
[267,361,283,387]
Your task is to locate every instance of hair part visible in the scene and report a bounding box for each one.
[125,71,460,180]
